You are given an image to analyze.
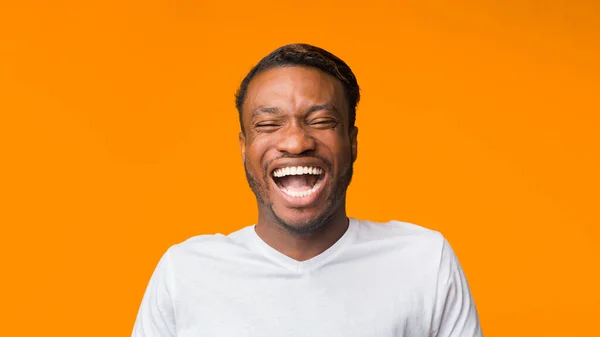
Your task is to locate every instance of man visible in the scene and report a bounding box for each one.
[132,43,483,337]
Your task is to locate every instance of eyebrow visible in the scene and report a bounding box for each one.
[251,103,340,117]
[252,107,283,117]
[307,103,339,114]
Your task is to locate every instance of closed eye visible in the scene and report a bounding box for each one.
[256,123,280,127]
[254,122,282,132]
[309,118,338,128]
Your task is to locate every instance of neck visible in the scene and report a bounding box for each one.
[255,207,349,262]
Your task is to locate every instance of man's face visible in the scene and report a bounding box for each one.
[239,66,358,234]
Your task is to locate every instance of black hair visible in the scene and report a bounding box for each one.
[235,43,360,133]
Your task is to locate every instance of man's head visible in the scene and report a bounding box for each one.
[236,44,360,235]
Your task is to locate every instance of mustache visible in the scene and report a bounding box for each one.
[262,153,332,179]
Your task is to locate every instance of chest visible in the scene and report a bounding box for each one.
[173,263,435,337]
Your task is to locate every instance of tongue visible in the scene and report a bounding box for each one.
[277,175,318,192]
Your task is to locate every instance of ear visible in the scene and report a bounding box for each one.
[239,131,246,163]
[350,126,358,163]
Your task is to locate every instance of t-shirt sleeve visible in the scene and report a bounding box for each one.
[131,248,176,337]
[432,238,483,337]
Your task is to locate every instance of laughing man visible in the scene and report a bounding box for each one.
[132,43,483,337]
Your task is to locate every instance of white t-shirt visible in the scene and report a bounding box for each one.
[132,218,483,337]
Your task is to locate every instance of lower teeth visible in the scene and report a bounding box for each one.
[283,181,321,198]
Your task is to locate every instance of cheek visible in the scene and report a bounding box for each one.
[318,132,352,164]
[245,138,273,174]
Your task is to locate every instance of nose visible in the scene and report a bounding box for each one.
[275,122,316,155]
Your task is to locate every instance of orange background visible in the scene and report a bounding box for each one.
[1,0,599,336]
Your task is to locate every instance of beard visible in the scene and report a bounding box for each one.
[244,158,353,236]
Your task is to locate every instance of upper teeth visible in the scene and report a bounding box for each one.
[273,166,323,177]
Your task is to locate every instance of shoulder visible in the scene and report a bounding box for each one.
[354,218,445,246]
[165,225,255,265]
[351,218,449,265]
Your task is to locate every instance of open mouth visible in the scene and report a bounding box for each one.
[272,166,325,198]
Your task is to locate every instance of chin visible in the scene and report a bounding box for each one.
[271,206,334,235]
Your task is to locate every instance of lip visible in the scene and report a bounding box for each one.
[268,159,328,208]
[269,172,327,207]
[268,159,326,176]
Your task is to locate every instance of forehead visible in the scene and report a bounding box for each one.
[242,66,348,117]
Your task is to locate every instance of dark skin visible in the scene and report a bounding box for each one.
[239,66,358,262]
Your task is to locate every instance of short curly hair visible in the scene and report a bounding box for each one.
[235,43,360,133]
